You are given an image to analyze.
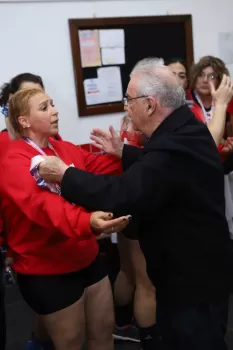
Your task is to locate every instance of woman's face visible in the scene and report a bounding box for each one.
[168,62,188,89]
[195,66,218,96]
[20,92,59,137]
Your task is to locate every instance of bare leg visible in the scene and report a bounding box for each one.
[40,295,85,350]
[34,316,51,341]
[130,240,156,327]
[130,240,157,349]
[85,276,114,350]
[114,233,135,305]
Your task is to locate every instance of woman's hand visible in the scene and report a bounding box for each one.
[210,74,233,107]
[90,211,131,235]
[90,126,124,158]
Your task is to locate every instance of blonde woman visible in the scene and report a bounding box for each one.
[0,88,130,350]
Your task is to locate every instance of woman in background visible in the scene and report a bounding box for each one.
[166,56,233,154]
[187,56,233,144]
[165,57,188,90]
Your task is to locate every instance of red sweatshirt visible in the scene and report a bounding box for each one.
[0,131,63,248]
[186,89,233,123]
[0,139,122,275]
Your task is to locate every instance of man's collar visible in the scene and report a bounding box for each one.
[150,104,194,140]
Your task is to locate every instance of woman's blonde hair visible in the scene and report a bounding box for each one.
[121,114,131,131]
[190,56,229,90]
[8,88,43,140]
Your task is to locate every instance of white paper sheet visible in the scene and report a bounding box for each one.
[97,66,123,103]
[101,47,125,65]
[219,32,233,65]
[99,29,125,48]
[79,30,101,68]
[84,78,105,105]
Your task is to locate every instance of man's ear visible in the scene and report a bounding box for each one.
[147,97,156,116]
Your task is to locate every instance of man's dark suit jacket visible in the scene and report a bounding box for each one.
[61,105,233,305]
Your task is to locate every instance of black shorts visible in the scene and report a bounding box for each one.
[17,253,107,315]
[121,219,139,240]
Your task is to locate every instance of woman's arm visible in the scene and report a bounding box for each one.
[0,153,129,239]
[0,153,93,240]
[208,103,229,145]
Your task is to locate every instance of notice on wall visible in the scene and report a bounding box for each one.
[79,30,101,68]
[99,29,125,48]
[101,47,125,65]
[84,67,123,105]
[84,78,105,105]
[218,32,233,65]
[97,66,123,103]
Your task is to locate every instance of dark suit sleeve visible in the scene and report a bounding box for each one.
[121,144,143,171]
[61,149,174,217]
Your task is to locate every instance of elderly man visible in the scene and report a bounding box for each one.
[39,58,233,349]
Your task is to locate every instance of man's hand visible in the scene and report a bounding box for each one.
[90,211,131,235]
[38,156,69,183]
[90,126,124,158]
[210,74,233,107]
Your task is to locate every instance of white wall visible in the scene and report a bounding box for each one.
[0,0,233,144]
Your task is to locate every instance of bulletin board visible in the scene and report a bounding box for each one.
[69,15,194,117]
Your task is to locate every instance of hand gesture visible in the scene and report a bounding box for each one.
[90,211,131,235]
[90,126,124,158]
[210,74,233,107]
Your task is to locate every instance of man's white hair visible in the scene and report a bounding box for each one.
[130,57,186,109]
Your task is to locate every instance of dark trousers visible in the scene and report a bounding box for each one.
[0,257,6,350]
[156,298,229,350]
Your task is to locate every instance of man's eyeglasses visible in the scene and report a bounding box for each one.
[122,95,147,106]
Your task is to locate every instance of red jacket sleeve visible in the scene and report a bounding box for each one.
[0,153,93,240]
[81,149,122,175]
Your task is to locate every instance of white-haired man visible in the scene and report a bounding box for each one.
[39,58,233,349]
